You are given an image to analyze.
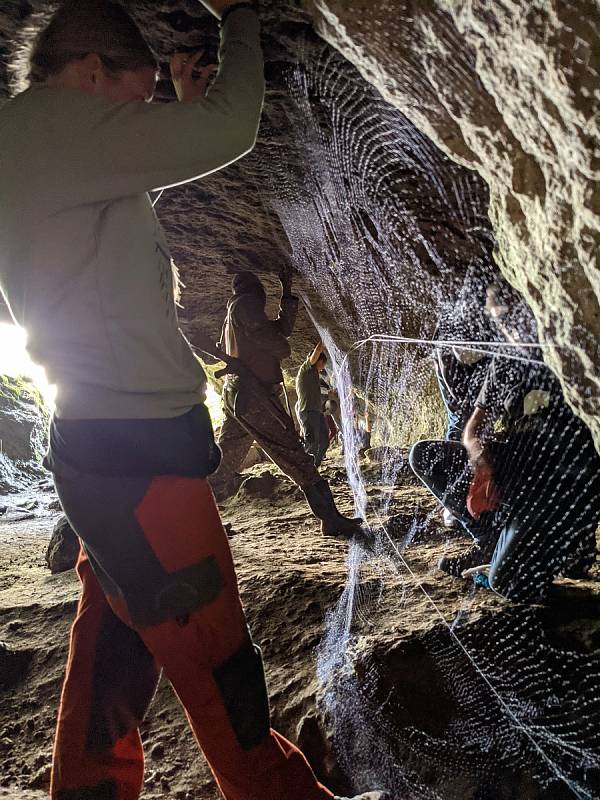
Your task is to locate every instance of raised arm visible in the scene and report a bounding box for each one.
[435,348,459,405]
[462,406,489,465]
[309,341,325,366]
[462,357,503,468]
[269,264,298,338]
[34,6,264,210]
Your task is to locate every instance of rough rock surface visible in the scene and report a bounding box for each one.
[306,0,600,447]
[0,375,48,494]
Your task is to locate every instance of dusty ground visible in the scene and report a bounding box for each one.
[1,452,599,799]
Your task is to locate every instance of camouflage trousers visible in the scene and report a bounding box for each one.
[212,377,320,490]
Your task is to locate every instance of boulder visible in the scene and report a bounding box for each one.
[236,472,280,501]
[45,515,79,574]
[240,443,267,471]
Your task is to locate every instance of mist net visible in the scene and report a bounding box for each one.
[256,37,600,800]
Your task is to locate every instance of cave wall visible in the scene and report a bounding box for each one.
[0,375,48,493]
[306,0,600,448]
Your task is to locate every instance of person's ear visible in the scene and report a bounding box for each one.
[79,53,104,89]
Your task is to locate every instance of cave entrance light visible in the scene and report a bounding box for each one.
[0,321,56,409]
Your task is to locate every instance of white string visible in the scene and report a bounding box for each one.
[345,333,558,367]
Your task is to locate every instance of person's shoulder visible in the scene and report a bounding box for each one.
[2,86,104,131]
[4,85,71,111]
[230,292,266,326]
[0,89,51,166]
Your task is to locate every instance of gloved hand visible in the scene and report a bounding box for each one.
[215,355,248,379]
[191,332,248,379]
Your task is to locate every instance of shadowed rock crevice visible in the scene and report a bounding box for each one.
[0,641,34,690]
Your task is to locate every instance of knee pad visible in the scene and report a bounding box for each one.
[213,639,270,750]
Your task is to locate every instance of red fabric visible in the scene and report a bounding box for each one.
[50,552,145,800]
[51,478,333,800]
[466,462,501,520]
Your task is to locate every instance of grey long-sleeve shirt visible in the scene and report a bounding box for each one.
[0,8,264,419]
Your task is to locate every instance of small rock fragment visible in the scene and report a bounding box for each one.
[150,743,165,760]
[236,472,279,500]
[29,765,51,791]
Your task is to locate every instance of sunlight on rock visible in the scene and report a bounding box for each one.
[0,323,55,411]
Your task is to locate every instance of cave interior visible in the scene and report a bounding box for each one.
[0,1,599,799]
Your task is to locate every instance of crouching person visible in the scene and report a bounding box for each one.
[422,338,490,528]
[412,351,600,601]
[465,356,600,602]
[408,432,501,575]
[408,346,494,567]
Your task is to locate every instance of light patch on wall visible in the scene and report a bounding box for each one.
[0,322,56,410]
[204,375,225,428]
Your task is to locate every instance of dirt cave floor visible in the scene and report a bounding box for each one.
[1,450,599,799]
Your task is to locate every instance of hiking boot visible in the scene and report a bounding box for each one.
[334,793,388,800]
[302,479,363,538]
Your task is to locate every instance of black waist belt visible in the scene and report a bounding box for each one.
[45,403,221,478]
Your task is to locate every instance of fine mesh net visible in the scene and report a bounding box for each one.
[254,38,600,800]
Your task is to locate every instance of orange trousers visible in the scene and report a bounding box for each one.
[50,462,333,800]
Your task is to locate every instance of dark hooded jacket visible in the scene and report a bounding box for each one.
[223,272,298,386]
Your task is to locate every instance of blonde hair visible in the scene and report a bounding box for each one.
[10,0,157,94]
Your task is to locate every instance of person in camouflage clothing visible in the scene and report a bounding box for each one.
[209,270,361,537]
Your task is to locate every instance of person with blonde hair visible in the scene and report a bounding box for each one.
[0,2,384,799]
